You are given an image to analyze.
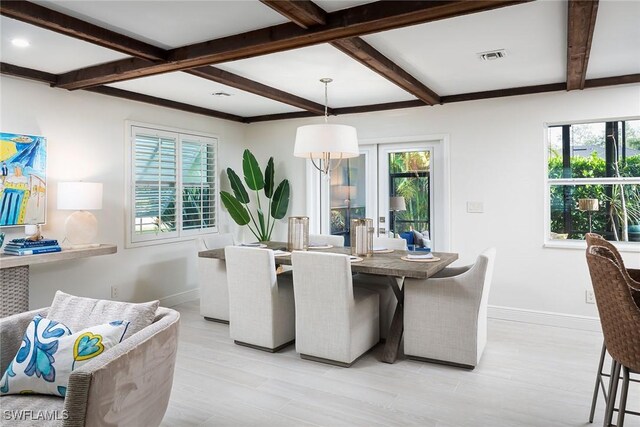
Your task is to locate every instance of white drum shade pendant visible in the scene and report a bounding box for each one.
[293,78,359,175]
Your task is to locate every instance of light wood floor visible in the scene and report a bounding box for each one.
[161,300,638,427]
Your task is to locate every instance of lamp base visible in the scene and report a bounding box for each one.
[64,210,98,246]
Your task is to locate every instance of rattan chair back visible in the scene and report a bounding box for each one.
[586,246,640,372]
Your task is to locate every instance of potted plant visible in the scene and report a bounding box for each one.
[220,149,290,241]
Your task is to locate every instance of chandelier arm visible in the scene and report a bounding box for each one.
[308,155,324,173]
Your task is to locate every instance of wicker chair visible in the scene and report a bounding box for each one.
[586,246,640,427]
[584,234,640,423]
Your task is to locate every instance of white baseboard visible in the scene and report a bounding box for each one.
[160,288,200,308]
[489,305,602,332]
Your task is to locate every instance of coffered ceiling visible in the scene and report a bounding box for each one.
[1,0,638,124]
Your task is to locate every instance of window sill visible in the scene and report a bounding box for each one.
[544,239,640,253]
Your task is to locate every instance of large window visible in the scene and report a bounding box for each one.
[126,122,217,247]
[546,119,640,244]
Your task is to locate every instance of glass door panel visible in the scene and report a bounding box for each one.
[329,155,367,245]
[388,151,431,237]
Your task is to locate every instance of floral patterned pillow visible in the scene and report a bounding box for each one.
[0,315,129,397]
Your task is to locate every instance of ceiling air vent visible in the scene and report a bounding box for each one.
[477,49,507,61]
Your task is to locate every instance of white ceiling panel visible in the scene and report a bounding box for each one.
[106,72,303,117]
[0,16,129,74]
[587,0,640,79]
[35,0,289,50]
[363,1,567,96]
[314,1,376,13]
[216,44,417,108]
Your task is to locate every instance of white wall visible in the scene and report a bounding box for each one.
[245,85,640,319]
[3,74,639,320]
[1,75,247,308]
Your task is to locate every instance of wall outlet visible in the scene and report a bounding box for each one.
[467,201,484,213]
[111,286,119,299]
[585,289,595,304]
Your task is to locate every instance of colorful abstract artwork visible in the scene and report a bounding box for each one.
[0,132,47,226]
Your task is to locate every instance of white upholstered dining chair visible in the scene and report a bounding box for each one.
[225,246,295,352]
[352,236,408,339]
[309,233,344,247]
[291,251,379,367]
[197,233,235,323]
[403,247,496,369]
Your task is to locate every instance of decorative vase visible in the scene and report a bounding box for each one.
[351,218,373,257]
[287,216,309,251]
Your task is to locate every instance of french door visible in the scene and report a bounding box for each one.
[311,137,449,250]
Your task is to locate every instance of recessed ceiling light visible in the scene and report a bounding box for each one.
[211,92,232,97]
[11,38,30,48]
[477,49,507,61]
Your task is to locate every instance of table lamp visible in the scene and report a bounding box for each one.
[57,182,103,248]
[389,196,406,237]
[578,198,599,233]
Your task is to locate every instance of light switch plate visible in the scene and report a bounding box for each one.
[467,201,484,213]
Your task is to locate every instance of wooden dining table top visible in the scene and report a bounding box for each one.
[198,241,458,279]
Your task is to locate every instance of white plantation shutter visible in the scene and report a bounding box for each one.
[181,137,216,233]
[128,124,217,246]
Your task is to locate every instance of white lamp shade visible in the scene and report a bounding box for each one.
[294,124,359,159]
[389,196,406,211]
[58,182,103,210]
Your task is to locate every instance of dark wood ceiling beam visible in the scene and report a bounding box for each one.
[0,62,243,122]
[260,0,326,28]
[0,1,166,61]
[1,62,57,84]
[331,37,440,105]
[55,0,529,90]
[246,74,640,122]
[566,0,599,90]
[84,86,245,122]
[186,67,328,115]
[262,0,441,105]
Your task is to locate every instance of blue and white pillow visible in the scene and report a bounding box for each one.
[0,315,129,397]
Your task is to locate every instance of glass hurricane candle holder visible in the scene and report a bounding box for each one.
[351,218,373,257]
[287,216,309,251]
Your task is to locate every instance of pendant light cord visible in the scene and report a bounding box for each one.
[324,80,329,124]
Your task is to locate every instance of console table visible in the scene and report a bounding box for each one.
[0,244,117,317]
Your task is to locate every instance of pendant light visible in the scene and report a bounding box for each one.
[293,78,359,175]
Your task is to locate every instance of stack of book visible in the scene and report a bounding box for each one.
[3,238,62,256]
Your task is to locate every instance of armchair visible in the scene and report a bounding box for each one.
[0,306,180,426]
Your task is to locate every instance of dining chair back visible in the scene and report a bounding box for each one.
[586,245,640,426]
[309,234,344,247]
[197,233,235,323]
[291,251,379,366]
[403,247,496,369]
[373,236,408,250]
[225,246,295,352]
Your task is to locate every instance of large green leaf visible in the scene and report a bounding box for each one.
[220,191,250,225]
[270,179,290,219]
[264,157,275,198]
[242,149,264,191]
[257,208,266,238]
[226,168,249,204]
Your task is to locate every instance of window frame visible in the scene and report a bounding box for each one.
[125,121,219,248]
[543,116,640,252]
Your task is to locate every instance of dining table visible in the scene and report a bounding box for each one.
[199,241,458,363]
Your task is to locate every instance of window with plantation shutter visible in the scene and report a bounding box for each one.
[126,122,218,247]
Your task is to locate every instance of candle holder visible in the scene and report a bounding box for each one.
[351,218,373,257]
[287,216,309,251]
